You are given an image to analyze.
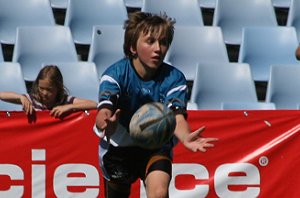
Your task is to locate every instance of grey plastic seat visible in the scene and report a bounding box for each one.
[190,62,258,110]
[141,0,204,26]
[42,62,99,102]
[88,25,125,78]
[287,0,300,42]
[272,0,291,8]
[12,26,78,82]
[165,26,229,81]
[0,62,27,111]
[198,0,216,9]
[221,102,276,110]
[64,0,128,45]
[238,26,299,82]
[266,64,300,109]
[213,0,278,45]
[0,0,55,45]
[50,0,68,9]
[0,45,3,62]
[125,0,142,8]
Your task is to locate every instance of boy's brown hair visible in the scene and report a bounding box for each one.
[123,11,175,59]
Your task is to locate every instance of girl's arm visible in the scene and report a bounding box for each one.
[50,98,97,118]
[0,92,33,115]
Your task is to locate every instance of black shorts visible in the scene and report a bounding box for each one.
[102,145,172,184]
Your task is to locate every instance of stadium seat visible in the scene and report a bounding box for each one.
[12,26,78,82]
[88,25,125,79]
[287,0,300,42]
[238,26,299,82]
[42,62,99,102]
[212,0,278,45]
[50,0,68,9]
[64,0,128,45]
[0,0,55,45]
[0,46,3,62]
[221,102,276,110]
[0,62,27,111]
[141,0,204,26]
[165,26,229,81]
[125,0,142,9]
[198,0,216,9]
[190,62,258,110]
[272,0,291,8]
[265,64,300,109]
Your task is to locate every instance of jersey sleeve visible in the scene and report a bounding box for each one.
[164,68,189,117]
[97,70,121,111]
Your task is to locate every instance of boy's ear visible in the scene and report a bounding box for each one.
[130,46,137,55]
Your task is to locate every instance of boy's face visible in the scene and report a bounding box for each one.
[132,31,169,70]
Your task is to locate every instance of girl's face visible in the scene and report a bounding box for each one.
[38,78,58,107]
[131,31,169,71]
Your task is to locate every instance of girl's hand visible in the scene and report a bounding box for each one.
[20,95,34,115]
[50,105,72,118]
[183,126,218,152]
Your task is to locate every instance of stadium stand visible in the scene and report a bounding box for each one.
[12,26,78,82]
[0,62,27,111]
[189,62,258,110]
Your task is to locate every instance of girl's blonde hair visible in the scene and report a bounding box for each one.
[31,65,69,105]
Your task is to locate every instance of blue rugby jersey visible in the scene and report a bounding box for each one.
[95,58,188,147]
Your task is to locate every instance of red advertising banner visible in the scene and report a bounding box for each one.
[0,110,300,197]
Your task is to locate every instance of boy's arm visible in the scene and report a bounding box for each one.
[174,114,218,152]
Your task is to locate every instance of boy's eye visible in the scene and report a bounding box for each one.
[160,38,168,46]
[146,37,156,44]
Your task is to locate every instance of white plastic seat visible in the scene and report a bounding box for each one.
[266,64,300,109]
[88,25,125,78]
[287,0,300,42]
[221,102,276,110]
[165,26,229,81]
[0,0,55,45]
[190,62,258,110]
[238,26,299,82]
[64,0,128,45]
[12,26,78,82]
[213,0,278,45]
[43,62,99,102]
[141,0,204,26]
[0,62,27,111]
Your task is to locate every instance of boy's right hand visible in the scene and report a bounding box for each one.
[96,108,121,138]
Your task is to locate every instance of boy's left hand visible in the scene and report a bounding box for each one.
[183,126,218,152]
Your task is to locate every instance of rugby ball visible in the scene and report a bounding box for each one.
[129,102,176,149]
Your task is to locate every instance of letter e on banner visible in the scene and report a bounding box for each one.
[53,164,100,197]
[215,163,260,197]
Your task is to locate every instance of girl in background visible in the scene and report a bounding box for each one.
[0,65,97,118]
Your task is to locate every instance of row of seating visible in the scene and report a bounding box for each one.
[49,0,291,10]
[188,62,300,110]
[2,61,300,111]
[1,0,299,46]
[0,25,299,83]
